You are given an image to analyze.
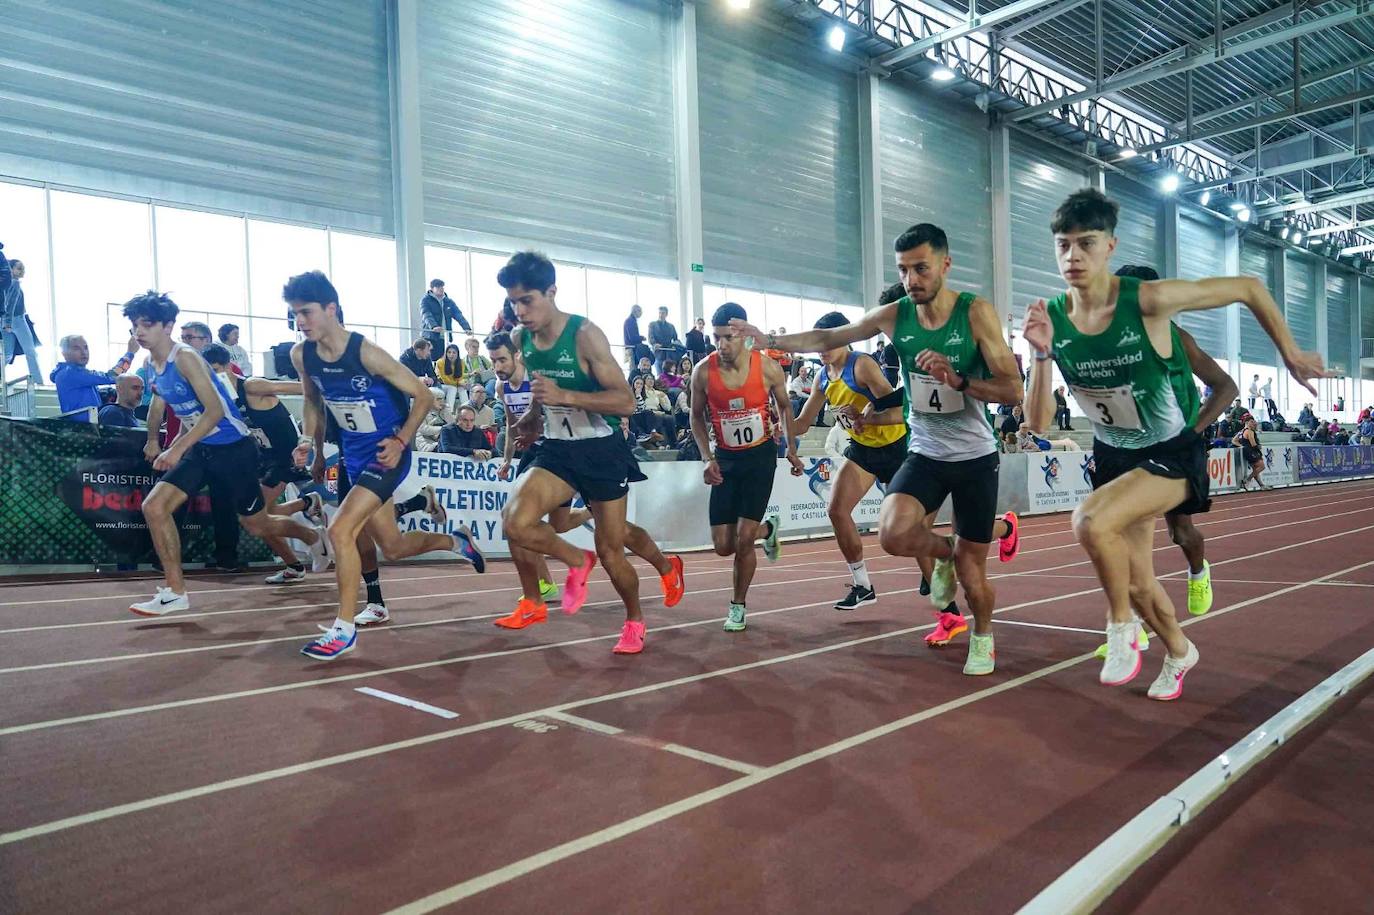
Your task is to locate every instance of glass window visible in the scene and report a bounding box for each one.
[765,294,801,336]
[424,245,472,334]
[587,268,637,341]
[329,231,400,331]
[248,220,328,323]
[154,207,248,340]
[703,284,731,319]
[636,275,682,328]
[469,251,509,334]
[726,288,766,329]
[553,262,587,317]
[0,182,53,372]
[49,191,154,368]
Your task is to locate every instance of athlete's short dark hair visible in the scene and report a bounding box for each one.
[711,302,747,327]
[202,343,231,367]
[485,331,514,357]
[496,251,556,293]
[1115,264,1160,281]
[1051,188,1118,236]
[282,270,339,307]
[894,223,948,255]
[878,281,907,306]
[814,311,850,330]
[121,290,180,325]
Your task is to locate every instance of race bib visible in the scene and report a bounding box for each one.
[908,372,964,415]
[1070,384,1142,430]
[719,410,765,449]
[250,427,272,449]
[179,409,203,430]
[544,404,598,440]
[325,398,378,434]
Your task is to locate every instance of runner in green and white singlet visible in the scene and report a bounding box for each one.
[1023,189,1331,701]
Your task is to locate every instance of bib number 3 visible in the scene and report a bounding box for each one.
[1070,384,1142,431]
[909,373,964,415]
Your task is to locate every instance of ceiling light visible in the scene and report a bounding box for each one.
[1228,202,1246,212]
[1236,207,1251,222]
[1119,148,1138,159]
[930,63,956,81]
[826,25,845,51]
[1291,230,1303,244]
[726,0,750,9]
[1160,174,1180,194]
[1279,226,1290,239]
[1198,191,1211,206]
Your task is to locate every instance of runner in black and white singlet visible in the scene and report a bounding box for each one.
[286,270,484,661]
[124,292,329,618]
[731,224,1024,677]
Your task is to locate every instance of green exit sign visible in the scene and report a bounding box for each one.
[690,262,704,273]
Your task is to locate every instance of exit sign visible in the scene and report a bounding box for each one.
[690,262,704,273]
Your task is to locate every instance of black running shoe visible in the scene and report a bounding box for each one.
[835,585,877,611]
[919,578,931,597]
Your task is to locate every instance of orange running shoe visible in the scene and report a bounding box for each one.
[661,555,685,607]
[924,608,968,647]
[494,598,548,629]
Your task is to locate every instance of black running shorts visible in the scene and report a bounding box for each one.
[347,448,412,504]
[1090,430,1211,516]
[709,443,777,527]
[842,437,908,486]
[888,449,1001,543]
[160,437,265,517]
[516,441,571,508]
[529,433,647,504]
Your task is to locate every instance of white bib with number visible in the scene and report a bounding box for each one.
[544,404,600,441]
[324,398,378,434]
[908,372,965,415]
[719,411,765,449]
[1070,384,1142,430]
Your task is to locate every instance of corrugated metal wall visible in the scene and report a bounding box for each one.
[1009,135,1087,326]
[0,0,393,233]
[696,9,862,301]
[417,0,677,276]
[1326,270,1353,374]
[1105,174,1160,273]
[879,82,992,301]
[1175,213,1228,356]
[1285,253,1318,352]
[1238,241,1277,366]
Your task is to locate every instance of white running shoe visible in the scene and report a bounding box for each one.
[423,484,447,525]
[265,567,306,585]
[307,525,333,573]
[130,587,189,617]
[303,491,326,526]
[1100,619,1143,685]
[1147,640,1200,701]
[355,603,390,626]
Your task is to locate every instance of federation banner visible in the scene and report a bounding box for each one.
[1025,450,1096,513]
[1297,444,1374,481]
[1262,444,1298,486]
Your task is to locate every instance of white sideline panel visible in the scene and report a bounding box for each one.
[1018,646,1374,914]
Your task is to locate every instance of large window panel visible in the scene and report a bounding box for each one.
[635,276,681,324]
[1284,253,1318,352]
[247,220,328,325]
[1175,212,1228,356]
[587,269,637,344]
[1009,136,1087,329]
[554,263,588,318]
[423,245,472,332]
[1238,241,1277,367]
[0,181,53,370]
[468,252,510,335]
[764,294,802,336]
[154,207,248,340]
[1105,174,1161,271]
[329,232,399,333]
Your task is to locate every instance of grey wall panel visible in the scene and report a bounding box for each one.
[1326,270,1353,374]
[1176,213,1227,356]
[879,82,992,301]
[1364,279,1374,339]
[1238,241,1277,366]
[419,0,677,276]
[1285,253,1318,352]
[1105,174,1160,274]
[697,9,862,301]
[0,0,392,233]
[1009,135,1087,327]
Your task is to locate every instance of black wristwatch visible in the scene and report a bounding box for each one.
[955,373,971,392]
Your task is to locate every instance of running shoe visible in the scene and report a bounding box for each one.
[919,578,931,597]
[563,550,598,614]
[928,537,957,608]
[423,484,447,525]
[963,632,996,676]
[613,620,647,654]
[1094,621,1151,659]
[495,598,547,629]
[265,567,306,585]
[129,587,189,617]
[998,511,1020,563]
[661,555,685,608]
[539,579,561,604]
[1187,562,1213,615]
[723,602,747,632]
[303,491,326,526]
[761,513,781,563]
[355,603,390,626]
[924,608,967,647]
[451,525,486,574]
[1147,640,1200,701]
[1100,619,1143,685]
[834,585,877,611]
[300,625,356,661]
[307,525,332,573]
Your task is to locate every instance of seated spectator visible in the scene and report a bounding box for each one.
[458,336,495,395]
[673,382,692,435]
[1298,403,1316,430]
[787,362,815,422]
[439,406,493,459]
[218,323,251,372]
[647,379,675,445]
[51,332,139,420]
[435,343,463,407]
[658,359,685,401]
[1227,398,1247,426]
[1017,423,1049,452]
[1335,394,1345,412]
[1000,431,1018,454]
[467,383,496,435]
[1000,404,1023,437]
[400,338,437,386]
[416,389,454,453]
[98,373,145,427]
[1357,405,1371,424]
[629,375,672,446]
[628,354,654,387]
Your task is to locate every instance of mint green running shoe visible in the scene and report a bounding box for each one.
[761,513,781,563]
[929,536,957,608]
[723,602,747,632]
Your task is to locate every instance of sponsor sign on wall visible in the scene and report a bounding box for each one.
[1026,451,1095,513]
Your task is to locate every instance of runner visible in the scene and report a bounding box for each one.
[498,252,675,654]
[286,270,485,660]
[731,224,1022,675]
[1233,417,1267,490]
[1022,188,1328,699]
[689,302,805,633]
[486,330,684,630]
[124,291,330,616]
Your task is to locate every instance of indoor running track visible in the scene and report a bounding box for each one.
[2,479,1373,914]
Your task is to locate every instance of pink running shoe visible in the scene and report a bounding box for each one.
[562,550,598,614]
[924,609,968,647]
[612,620,646,654]
[998,511,1020,563]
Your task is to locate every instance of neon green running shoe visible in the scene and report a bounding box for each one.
[539,579,561,603]
[963,632,996,676]
[929,536,957,608]
[1186,562,1213,615]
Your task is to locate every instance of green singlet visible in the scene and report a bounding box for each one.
[519,313,617,440]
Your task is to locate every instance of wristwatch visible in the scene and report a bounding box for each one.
[955,373,971,392]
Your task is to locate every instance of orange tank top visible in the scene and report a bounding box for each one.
[707,350,772,452]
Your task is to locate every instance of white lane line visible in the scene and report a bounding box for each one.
[542,711,624,735]
[993,620,1102,635]
[654,744,762,775]
[383,557,1374,913]
[540,713,761,774]
[5,554,1370,850]
[7,517,1373,736]
[355,688,460,720]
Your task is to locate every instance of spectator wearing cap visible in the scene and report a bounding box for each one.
[420,278,471,353]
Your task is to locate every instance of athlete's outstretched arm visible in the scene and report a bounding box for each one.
[792,377,829,429]
[688,361,720,483]
[530,321,636,417]
[291,344,327,480]
[731,304,897,355]
[243,378,301,398]
[1176,327,1239,432]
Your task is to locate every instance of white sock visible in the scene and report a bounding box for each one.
[334,617,356,636]
[1188,562,1208,580]
[848,561,871,589]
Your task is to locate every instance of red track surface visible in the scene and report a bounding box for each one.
[2,480,1373,913]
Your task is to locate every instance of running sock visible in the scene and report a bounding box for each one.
[758,521,773,541]
[363,569,385,606]
[919,577,931,596]
[333,617,357,637]
[1188,563,1208,580]
[395,494,427,518]
[287,562,305,573]
[943,602,959,615]
[848,561,871,589]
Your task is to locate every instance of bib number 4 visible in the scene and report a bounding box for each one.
[909,372,964,415]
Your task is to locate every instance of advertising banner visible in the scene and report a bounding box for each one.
[1207,447,1238,494]
[1262,444,1298,486]
[1297,444,1374,481]
[1025,450,1095,514]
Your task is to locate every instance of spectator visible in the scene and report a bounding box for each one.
[647,305,682,371]
[218,323,251,372]
[435,343,463,407]
[1261,377,1276,418]
[659,356,686,401]
[467,383,496,434]
[400,338,438,386]
[1357,414,1374,445]
[1017,423,1050,452]
[458,336,495,396]
[490,297,517,336]
[629,374,671,446]
[1000,430,1019,454]
[420,278,471,352]
[685,317,709,363]
[623,305,651,368]
[51,333,138,420]
[1357,405,1371,424]
[439,405,492,459]
[98,373,145,427]
[1298,403,1317,431]
[1,250,43,386]
[1227,398,1247,426]
[1234,418,1267,490]
[1334,394,1345,412]
[648,379,676,445]
[673,380,692,436]
[133,356,156,408]
[416,388,454,453]
[623,421,653,461]
[1053,385,1073,430]
[628,354,654,387]
[1247,374,1259,410]
[787,362,814,421]
[1000,404,1023,437]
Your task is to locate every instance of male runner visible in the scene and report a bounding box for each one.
[689,302,804,633]
[487,330,683,630]
[1023,189,1328,699]
[498,252,673,654]
[732,224,1022,675]
[125,292,329,616]
[287,271,484,660]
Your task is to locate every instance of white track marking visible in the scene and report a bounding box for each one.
[354,688,460,720]
[539,712,760,774]
[542,711,623,735]
[992,620,1102,635]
